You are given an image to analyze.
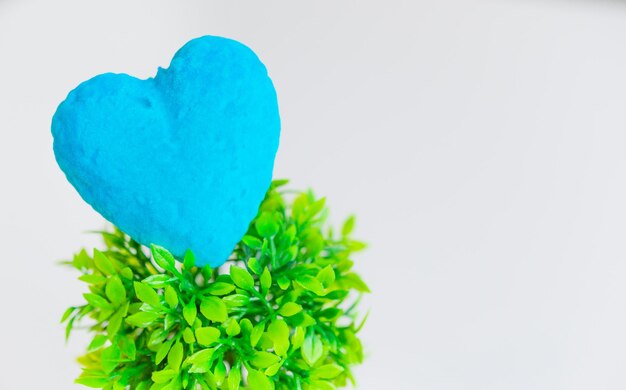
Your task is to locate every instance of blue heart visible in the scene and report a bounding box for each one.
[52,36,280,267]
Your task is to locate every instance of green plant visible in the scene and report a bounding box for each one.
[62,180,369,390]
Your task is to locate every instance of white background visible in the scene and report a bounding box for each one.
[2,0,626,388]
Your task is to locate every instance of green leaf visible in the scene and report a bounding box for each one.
[265,363,281,376]
[83,293,112,309]
[60,307,76,323]
[309,380,336,390]
[312,364,343,379]
[183,327,195,344]
[247,369,271,390]
[125,311,159,328]
[277,276,291,290]
[228,364,241,390]
[260,267,272,292]
[317,266,335,288]
[324,289,348,300]
[200,297,227,323]
[102,231,125,249]
[170,375,183,389]
[168,342,183,371]
[136,381,151,390]
[87,335,108,352]
[342,215,356,237]
[164,313,177,331]
[72,249,92,270]
[151,245,176,272]
[105,275,126,305]
[306,197,326,219]
[156,339,174,365]
[295,275,325,296]
[225,318,241,336]
[289,311,317,328]
[183,299,197,325]
[133,282,161,307]
[101,344,121,373]
[302,333,324,366]
[270,178,289,188]
[120,267,133,280]
[229,266,255,291]
[185,349,215,373]
[107,309,124,338]
[347,240,367,252]
[336,259,354,273]
[142,274,173,288]
[267,319,290,357]
[278,302,302,317]
[75,372,108,388]
[318,307,343,321]
[93,250,116,275]
[255,212,280,238]
[355,311,369,334]
[151,369,177,384]
[183,250,195,270]
[213,360,227,382]
[118,336,136,360]
[250,352,281,369]
[222,293,250,308]
[97,308,114,322]
[148,329,168,347]
[247,258,262,275]
[340,272,371,293]
[195,327,220,346]
[303,230,324,256]
[205,282,235,296]
[292,193,309,220]
[78,274,107,285]
[250,322,265,347]
[291,326,305,350]
[239,318,253,335]
[283,225,296,242]
[164,285,179,308]
[242,235,262,250]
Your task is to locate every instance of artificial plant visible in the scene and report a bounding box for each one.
[62,180,369,390]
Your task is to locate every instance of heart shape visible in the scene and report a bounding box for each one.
[52,36,280,266]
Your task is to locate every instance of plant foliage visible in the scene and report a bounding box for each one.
[62,180,369,389]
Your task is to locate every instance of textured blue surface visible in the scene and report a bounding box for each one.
[52,36,280,266]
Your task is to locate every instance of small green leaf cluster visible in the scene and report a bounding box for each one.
[62,180,369,390]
